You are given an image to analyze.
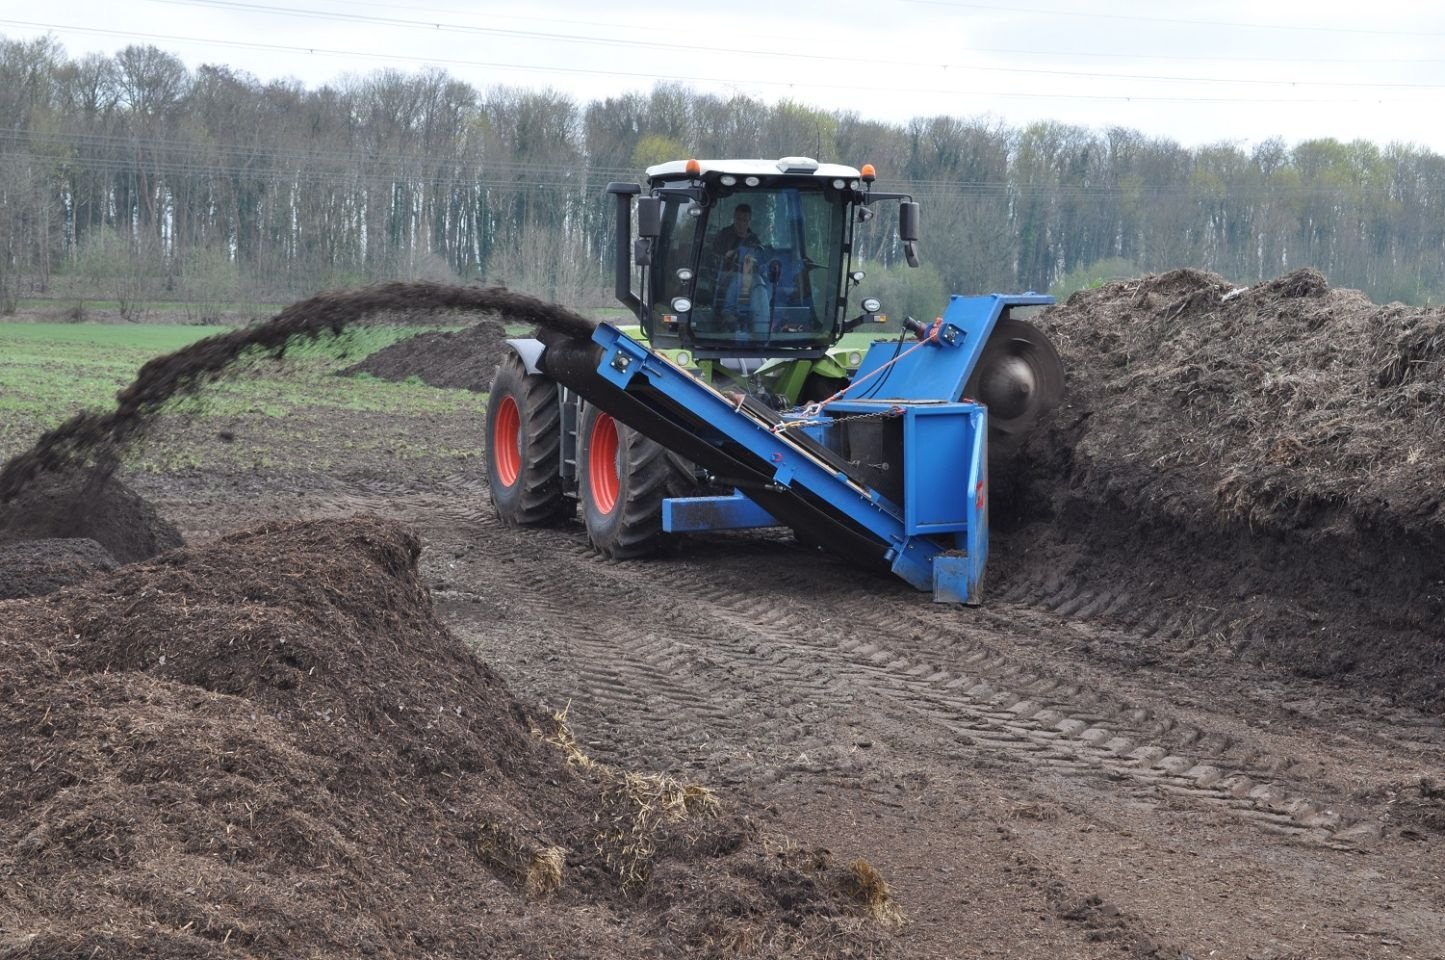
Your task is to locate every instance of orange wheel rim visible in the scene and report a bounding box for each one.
[588,413,620,515]
[494,396,522,487]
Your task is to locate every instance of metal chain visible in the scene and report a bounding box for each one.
[770,404,905,434]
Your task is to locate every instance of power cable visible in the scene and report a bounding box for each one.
[2,16,1433,105]
[179,0,1445,66]
[899,0,1445,38]
[137,0,1445,91]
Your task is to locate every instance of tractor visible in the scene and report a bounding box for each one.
[485,157,1062,602]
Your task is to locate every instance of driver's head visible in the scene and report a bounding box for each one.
[731,204,751,237]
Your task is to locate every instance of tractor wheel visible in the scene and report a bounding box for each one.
[485,352,571,526]
[577,404,691,559]
[964,317,1064,450]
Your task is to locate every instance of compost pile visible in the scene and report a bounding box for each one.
[0,468,183,598]
[1004,268,1445,703]
[0,516,897,959]
[341,316,511,391]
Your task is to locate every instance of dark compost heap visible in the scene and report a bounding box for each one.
[0,517,897,959]
[997,268,1445,706]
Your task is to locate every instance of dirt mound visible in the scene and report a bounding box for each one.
[997,268,1445,706]
[0,467,182,564]
[342,317,511,391]
[0,516,897,959]
[1034,267,1445,536]
[0,283,594,505]
[0,538,117,599]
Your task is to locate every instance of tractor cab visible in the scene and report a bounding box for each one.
[608,158,919,361]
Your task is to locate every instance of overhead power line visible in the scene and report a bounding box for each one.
[901,0,1445,38]
[142,0,1445,91]
[185,0,1445,66]
[1,19,1429,106]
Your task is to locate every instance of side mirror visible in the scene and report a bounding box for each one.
[637,197,662,238]
[899,202,921,267]
[899,201,920,242]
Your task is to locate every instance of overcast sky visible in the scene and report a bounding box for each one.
[4,0,1444,154]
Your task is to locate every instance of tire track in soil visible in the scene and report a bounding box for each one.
[432,515,854,783]
[413,500,1388,849]
[657,561,1378,847]
[995,556,1445,758]
[221,476,1445,822]
[424,511,1445,956]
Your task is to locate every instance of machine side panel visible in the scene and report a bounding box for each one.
[902,405,984,535]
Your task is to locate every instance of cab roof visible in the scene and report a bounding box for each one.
[645,157,864,181]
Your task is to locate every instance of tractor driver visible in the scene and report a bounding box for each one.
[711,203,761,265]
[708,203,772,332]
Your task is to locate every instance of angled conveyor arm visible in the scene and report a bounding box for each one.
[541,317,994,603]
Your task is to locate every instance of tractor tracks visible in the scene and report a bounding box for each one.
[657,558,1380,847]
[424,508,1438,851]
[227,475,1441,852]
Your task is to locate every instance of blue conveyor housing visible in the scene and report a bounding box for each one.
[540,293,1050,604]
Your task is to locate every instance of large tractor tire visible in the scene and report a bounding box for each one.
[486,352,571,526]
[577,404,692,559]
[964,317,1065,452]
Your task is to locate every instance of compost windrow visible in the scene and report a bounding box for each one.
[997,268,1445,706]
[0,515,897,959]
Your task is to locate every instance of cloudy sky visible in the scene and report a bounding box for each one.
[4,0,1443,152]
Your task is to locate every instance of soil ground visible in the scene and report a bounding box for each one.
[3,275,1444,958]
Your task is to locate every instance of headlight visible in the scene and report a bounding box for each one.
[676,267,694,282]
[744,176,760,187]
[848,351,862,365]
[862,297,881,313]
[851,270,866,283]
[720,175,737,186]
[675,350,692,366]
[671,297,692,313]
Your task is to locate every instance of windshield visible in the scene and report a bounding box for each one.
[649,185,845,353]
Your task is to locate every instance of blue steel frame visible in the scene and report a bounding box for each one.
[591,293,1050,603]
[844,293,1055,404]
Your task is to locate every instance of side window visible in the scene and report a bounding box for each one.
[654,200,698,311]
[800,192,830,259]
[666,201,697,275]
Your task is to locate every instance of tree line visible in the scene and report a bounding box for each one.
[2,34,1443,319]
